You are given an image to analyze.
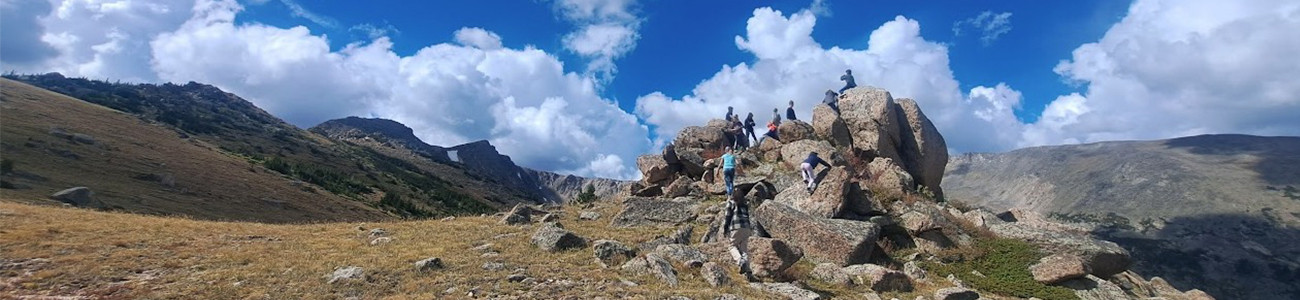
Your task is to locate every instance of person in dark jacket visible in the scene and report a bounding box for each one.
[823,90,840,113]
[786,100,797,121]
[800,151,833,193]
[839,69,857,93]
[728,116,746,151]
[725,106,735,122]
[771,108,782,127]
[743,113,758,144]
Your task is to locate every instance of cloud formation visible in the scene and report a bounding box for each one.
[551,0,642,81]
[953,11,1013,46]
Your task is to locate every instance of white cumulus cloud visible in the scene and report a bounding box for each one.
[953,11,1013,46]
[552,0,642,81]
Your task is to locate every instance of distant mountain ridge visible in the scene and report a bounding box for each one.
[943,134,1300,300]
[312,117,625,204]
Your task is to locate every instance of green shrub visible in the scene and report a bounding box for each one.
[921,238,1076,300]
[573,184,597,205]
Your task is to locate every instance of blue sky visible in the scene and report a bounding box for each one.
[4,0,1298,180]
[242,0,1129,124]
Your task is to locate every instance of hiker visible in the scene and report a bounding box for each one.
[725,106,735,122]
[771,108,782,127]
[786,100,797,121]
[744,113,758,145]
[733,116,754,151]
[757,120,780,145]
[723,191,757,281]
[800,151,833,193]
[839,69,857,93]
[823,89,840,113]
[722,146,739,196]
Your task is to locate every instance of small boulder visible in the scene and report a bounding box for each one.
[676,147,708,178]
[579,211,602,221]
[749,282,822,300]
[481,262,506,271]
[500,204,533,225]
[777,120,816,143]
[842,264,912,292]
[531,222,587,252]
[701,262,730,287]
[610,197,699,228]
[747,237,804,280]
[368,228,388,238]
[593,239,636,268]
[414,257,444,271]
[675,125,726,150]
[811,263,852,286]
[632,184,664,197]
[621,254,679,287]
[369,237,394,246]
[867,157,914,193]
[1030,253,1091,284]
[670,225,694,244]
[933,287,978,300]
[664,176,696,198]
[50,187,103,208]
[326,266,364,284]
[652,244,709,265]
[903,261,927,281]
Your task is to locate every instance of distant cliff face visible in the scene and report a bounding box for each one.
[313,118,626,204]
[943,134,1300,300]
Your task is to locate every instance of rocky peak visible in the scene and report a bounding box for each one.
[312,117,451,162]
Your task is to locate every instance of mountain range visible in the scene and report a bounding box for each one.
[0,73,622,223]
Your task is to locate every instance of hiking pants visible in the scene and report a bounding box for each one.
[800,163,815,190]
[724,168,736,195]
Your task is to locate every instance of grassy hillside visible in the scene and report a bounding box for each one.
[0,78,386,222]
[0,201,783,299]
[1,74,546,220]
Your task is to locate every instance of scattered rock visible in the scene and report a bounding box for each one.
[811,263,852,286]
[326,266,364,284]
[579,211,602,220]
[50,187,103,208]
[987,222,1131,277]
[1030,253,1091,284]
[531,222,587,252]
[633,184,664,197]
[753,201,880,266]
[367,228,388,238]
[747,237,803,280]
[537,213,559,223]
[867,157,914,192]
[903,261,927,281]
[670,225,694,244]
[621,254,679,287]
[664,176,696,198]
[701,262,730,287]
[507,274,527,282]
[482,262,506,271]
[749,282,822,300]
[471,243,495,252]
[414,257,444,271]
[610,197,699,228]
[842,264,912,292]
[369,237,394,246]
[501,204,533,225]
[593,239,636,268]
[715,294,742,300]
[932,287,978,300]
[1060,274,1128,300]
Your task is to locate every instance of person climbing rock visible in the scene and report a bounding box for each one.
[823,90,840,113]
[786,100,797,121]
[723,191,757,282]
[744,112,758,145]
[722,146,739,196]
[839,69,857,93]
[800,151,833,193]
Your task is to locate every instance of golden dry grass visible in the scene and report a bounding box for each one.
[0,199,801,299]
[0,78,387,223]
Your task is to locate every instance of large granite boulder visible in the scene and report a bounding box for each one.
[531,222,587,252]
[1030,253,1091,284]
[988,222,1132,277]
[894,98,948,197]
[753,201,881,266]
[838,87,901,162]
[637,155,677,185]
[675,125,725,150]
[812,104,852,148]
[866,157,913,193]
[50,187,104,208]
[796,166,852,218]
[843,264,913,292]
[777,120,816,143]
[780,139,836,170]
[747,237,804,281]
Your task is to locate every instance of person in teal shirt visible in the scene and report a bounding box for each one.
[722,147,738,196]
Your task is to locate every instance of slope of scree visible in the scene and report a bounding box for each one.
[3,73,558,220]
[944,135,1300,300]
[607,86,1215,299]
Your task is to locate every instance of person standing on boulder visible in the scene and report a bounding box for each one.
[722,146,739,196]
[744,112,758,145]
[771,108,782,127]
[839,69,857,93]
[725,106,735,121]
[800,151,832,193]
[786,100,797,121]
[823,90,840,113]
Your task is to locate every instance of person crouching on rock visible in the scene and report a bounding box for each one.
[758,120,779,145]
[722,146,738,196]
[801,151,832,193]
[723,190,757,281]
[823,89,840,114]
